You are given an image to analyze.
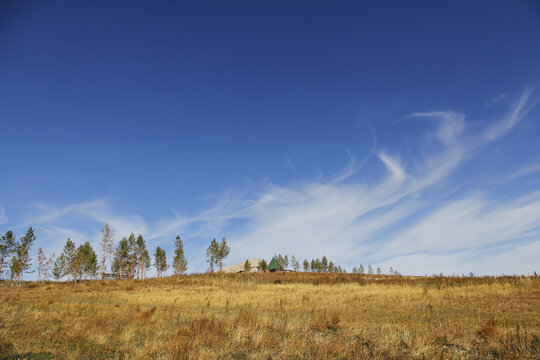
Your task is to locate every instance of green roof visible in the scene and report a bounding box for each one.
[268,257,279,270]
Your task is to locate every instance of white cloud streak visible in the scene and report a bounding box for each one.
[376,192,540,260]
[376,151,406,181]
[408,110,465,147]
[509,163,540,179]
[483,88,536,141]
[28,199,147,238]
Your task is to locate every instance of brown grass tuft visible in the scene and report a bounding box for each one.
[478,318,499,339]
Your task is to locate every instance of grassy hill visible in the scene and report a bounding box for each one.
[1,273,539,359]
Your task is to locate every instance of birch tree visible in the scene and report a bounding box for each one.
[37,248,54,282]
[100,223,114,281]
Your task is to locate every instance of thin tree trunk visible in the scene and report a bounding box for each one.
[101,258,105,282]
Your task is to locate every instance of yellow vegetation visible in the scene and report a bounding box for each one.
[1,273,539,359]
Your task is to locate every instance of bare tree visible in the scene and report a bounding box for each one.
[37,248,53,283]
[100,223,115,281]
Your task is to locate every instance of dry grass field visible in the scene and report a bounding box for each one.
[1,273,539,359]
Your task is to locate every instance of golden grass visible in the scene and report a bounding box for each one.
[1,273,539,359]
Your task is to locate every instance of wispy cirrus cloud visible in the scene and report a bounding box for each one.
[376,192,540,260]
[489,93,508,106]
[18,89,539,276]
[483,87,536,141]
[206,89,539,274]
[509,163,540,179]
[407,110,465,147]
[376,151,406,181]
[27,199,148,240]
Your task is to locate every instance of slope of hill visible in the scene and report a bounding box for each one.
[1,273,539,359]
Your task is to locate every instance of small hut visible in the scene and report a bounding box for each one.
[267,257,280,272]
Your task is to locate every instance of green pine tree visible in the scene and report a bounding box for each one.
[52,253,66,280]
[62,238,78,282]
[217,237,230,271]
[142,248,151,276]
[76,241,99,280]
[0,231,16,280]
[10,227,36,281]
[173,235,188,275]
[154,246,168,277]
[321,256,328,272]
[135,234,150,279]
[328,261,335,273]
[314,258,322,272]
[276,254,285,270]
[112,235,137,278]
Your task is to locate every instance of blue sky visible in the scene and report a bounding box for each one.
[1,1,540,277]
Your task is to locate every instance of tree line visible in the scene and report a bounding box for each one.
[254,254,399,275]
[1,224,399,281]
[264,254,348,273]
[351,264,401,275]
[0,223,189,282]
